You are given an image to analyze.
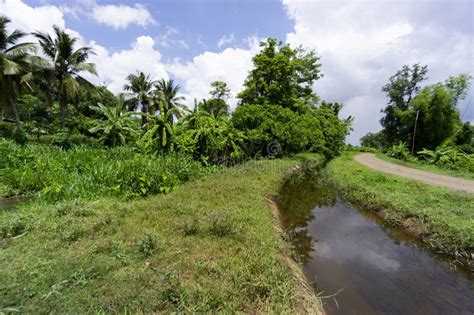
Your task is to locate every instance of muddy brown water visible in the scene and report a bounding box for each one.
[277,172,474,315]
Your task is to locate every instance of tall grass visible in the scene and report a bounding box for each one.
[0,139,216,201]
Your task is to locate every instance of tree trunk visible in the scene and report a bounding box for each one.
[0,74,4,121]
[5,78,20,128]
[0,99,4,121]
[59,89,67,129]
[111,133,116,147]
[141,103,148,128]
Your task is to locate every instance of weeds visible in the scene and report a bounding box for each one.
[138,233,158,257]
[209,212,234,237]
[182,218,199,236]
[0,139,218,201]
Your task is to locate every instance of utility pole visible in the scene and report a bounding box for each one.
[411,110,419,155]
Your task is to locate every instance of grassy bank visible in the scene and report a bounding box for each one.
[0,159,322,313]
[376,153,474,180]
[326,153,474,267]
[0,140,217,201]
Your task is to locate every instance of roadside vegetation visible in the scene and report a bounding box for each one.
[375,152,474,180]
[326,153,474,268]
[360,64,473,178]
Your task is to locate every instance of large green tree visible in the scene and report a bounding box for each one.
[380,64,428,145]
[237,38,322,111]
[399,83,464,151]
[380,65,471,151]
[33,25,97,128]
[0,16,35,126]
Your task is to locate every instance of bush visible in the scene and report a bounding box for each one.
[11,127,28,145]
[209,212,234,237]
[418,145,474,172]
[0,140,215,201]
[0,122,15,138]
[51,129,72,149]
[138,233,158,257]
[231,103,351,158]
[182,218,199,236]
[386,142,414,161]
[0,123,28,145]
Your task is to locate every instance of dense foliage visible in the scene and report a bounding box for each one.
[376,64,471,152]
[233,39,351,158]
[1,17,351,170]
[360,64,472,173]
[0,139,215,201]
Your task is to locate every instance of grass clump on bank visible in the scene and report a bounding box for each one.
[0,139,217,201]
[0,159,322,313]
[326,153,474,267]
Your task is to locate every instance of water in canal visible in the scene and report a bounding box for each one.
[277,172,474,315]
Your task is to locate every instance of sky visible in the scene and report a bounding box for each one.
[1,0,473,144]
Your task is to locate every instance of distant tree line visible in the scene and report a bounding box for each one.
[361,64,472,153]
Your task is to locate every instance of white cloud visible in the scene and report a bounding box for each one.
[155,26,189,49]
[1,0,65,34]
[283,0,474,144]
[87,36,168,93]
[2,0,168,95]
[168,37,261,108]
[217,33,235,48]
[91,3,155,30]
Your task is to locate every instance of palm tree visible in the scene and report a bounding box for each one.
[88,103,138,147]
[123,71,155,127]
[154,79,187,125]
[33,25,97,128]
[0,16,35,126]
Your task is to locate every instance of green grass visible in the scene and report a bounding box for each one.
[376,153,474,180]
[0,159,321,313]
[326,153,474,266]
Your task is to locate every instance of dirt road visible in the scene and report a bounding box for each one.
[354,153,474,194]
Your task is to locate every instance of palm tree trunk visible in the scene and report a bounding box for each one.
[141,103,148,128]
[7,93,20,128]
[59,88,67,129]
[0,76,5,121]
[5,78,20,128]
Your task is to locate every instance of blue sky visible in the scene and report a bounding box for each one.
[2,0,473,143]
[27,0,292,61]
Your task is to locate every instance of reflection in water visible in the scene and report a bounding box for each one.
[278,171,474,315]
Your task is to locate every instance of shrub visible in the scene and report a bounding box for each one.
[0,140,214,201]
[387,142,414,161]
[418,145,474,172]
[182,218,199,236]
[209,212,233,237]
[0,122,15,138]
[159,271,187,307]
[0,215,31,238]
[138,233,158,257]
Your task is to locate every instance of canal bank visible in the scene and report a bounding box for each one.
[277,167,474,314]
